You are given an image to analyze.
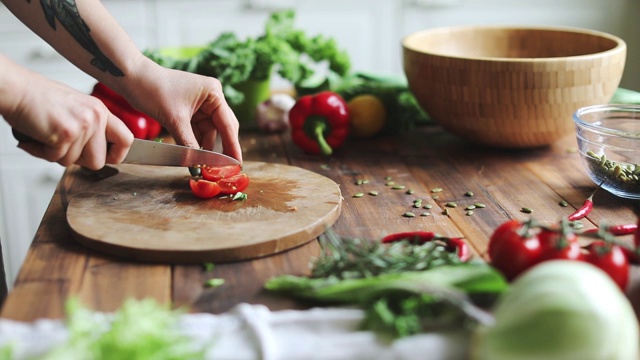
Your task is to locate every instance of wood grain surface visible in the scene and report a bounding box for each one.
[66,161,342,263]
[3,126,640,322]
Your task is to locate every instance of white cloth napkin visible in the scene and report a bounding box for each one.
[0,303,471,360]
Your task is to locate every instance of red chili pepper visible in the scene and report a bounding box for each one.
[381,231,442,244]
[90,82,162,140]
[288,91,349,155]
[635,217,640,248]
[582,224,638,236]
[444,237,472,262]
[567,191,595,221]
[380,231,471,261]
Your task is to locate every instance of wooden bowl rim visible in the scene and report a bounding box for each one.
[402,25,626,62]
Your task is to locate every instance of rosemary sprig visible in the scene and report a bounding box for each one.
[311,229,463,280]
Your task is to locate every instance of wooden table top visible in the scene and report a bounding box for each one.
[3,124,640,322]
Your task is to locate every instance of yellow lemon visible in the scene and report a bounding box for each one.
[347,95,387,139]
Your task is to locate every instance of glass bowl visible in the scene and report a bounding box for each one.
[574,104,640,199]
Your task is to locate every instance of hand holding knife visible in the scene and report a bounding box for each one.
[12,129,241,168]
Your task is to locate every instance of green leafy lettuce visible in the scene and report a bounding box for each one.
[144,10,351,106]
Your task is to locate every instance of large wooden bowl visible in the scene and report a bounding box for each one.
[402,26,626,148]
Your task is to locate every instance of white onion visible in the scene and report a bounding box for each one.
[472,260,639,360]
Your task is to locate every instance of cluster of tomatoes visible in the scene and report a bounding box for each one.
[189,164,249,199]
[488,219,635,290]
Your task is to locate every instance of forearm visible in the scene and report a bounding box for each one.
[1,0,151,95]
[0,54,31,121]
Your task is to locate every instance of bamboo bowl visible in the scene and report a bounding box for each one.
[402,26,627,148]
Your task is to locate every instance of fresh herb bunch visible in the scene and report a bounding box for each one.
[144,10,351,106]
[312,229,462,280]
[265,229,507,338]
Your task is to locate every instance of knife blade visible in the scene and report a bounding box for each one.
[123,139,240,167]
[12,129,240,167]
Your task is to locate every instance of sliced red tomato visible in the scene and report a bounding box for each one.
[218,173,250,195]
[189,179,221,199]
[202,165,242,182]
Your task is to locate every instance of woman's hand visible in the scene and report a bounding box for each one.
[0,56,133,170]
[115,61,243,164]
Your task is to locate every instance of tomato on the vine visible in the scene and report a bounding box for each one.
[488,220,543,281]
[218,173,250,195]
[584,241,629,291]
[202,164,242,182]
[537,229,583,262]
[189,179,221,199]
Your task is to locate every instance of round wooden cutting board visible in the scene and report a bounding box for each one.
[66,161,342,263]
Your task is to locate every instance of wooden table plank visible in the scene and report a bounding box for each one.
[77,255,172,313]
[3,124,640,322]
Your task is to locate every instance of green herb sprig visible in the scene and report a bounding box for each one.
[311,230,463,280]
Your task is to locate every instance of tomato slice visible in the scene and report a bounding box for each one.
[201,165,242,182]
[189,179,221,199]
[218,173,250,195]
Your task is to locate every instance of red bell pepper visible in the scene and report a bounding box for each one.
[90,82,162,140]
[288,91,349,155]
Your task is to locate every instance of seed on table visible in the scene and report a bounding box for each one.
[421,212,431,216]
[464,191,474,197]
[423,204,432,209]
[355,179,364,185]
[559,200,569,207]
[442,208,450,216]
[570,221,584,230]
[362,180,369,184]
[406,189,415,195]
[403,212,416,218]
[368,191,379,196]
[392,185,406,190]
[204,278,225,288]
[385,181,395,186]
[432,195,439,199]
[474,203,486,208]
[466,210,474,216]
[385,176,392,181]
[465,205,476,210]
[353,192,364,198]
[445,202,457,208]
[521,207,533,214]
[431,188,443,193]
[413,203,422,208]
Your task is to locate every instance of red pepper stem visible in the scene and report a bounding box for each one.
[308,116,333,156]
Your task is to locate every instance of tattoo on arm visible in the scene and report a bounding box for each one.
[27,0,124,76]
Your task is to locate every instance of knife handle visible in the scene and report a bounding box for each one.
[11,128,36,143]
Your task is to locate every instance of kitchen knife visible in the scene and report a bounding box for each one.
[123,138,240,167]
[12,129,240,167]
